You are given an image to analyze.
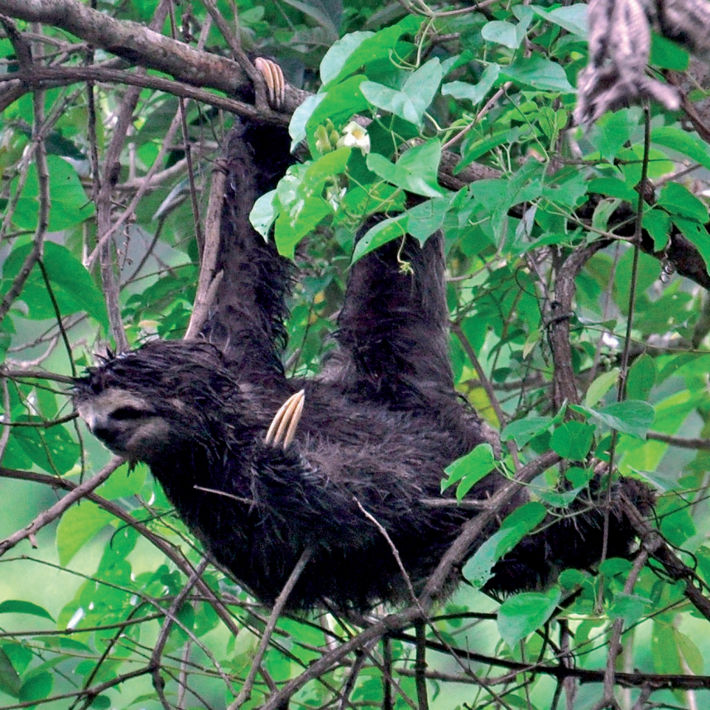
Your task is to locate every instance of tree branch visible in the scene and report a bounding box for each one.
[0,458,122,556]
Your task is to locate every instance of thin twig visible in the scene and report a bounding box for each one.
[228,547,312,709]
[592,549,649,710]
[0,465,244,638]
[151,559,213,709]
[0,457,123,556]
[260,452,560,710]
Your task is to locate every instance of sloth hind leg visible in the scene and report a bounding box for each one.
[331,231,454,407]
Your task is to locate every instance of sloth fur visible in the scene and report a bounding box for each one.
[74,119,649,611]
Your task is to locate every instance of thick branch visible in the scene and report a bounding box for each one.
[1,2,708,292]
[0,0,245,93]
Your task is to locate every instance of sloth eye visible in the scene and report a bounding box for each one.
[110,406,148,421]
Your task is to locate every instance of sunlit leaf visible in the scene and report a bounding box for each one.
[57,501,115,566]
[366,140,445,197]
[442,443,497,500]
[498,586,561,646]
[500,56,574,92]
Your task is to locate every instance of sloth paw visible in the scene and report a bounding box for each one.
[264,389,305,449]
[254,57,285,110]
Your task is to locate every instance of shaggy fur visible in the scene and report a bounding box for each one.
[74,119,649,611]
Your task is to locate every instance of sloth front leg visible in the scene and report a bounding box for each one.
[264,390,305,449]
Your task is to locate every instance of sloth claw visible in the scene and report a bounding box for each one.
[264,390,305,449]
[254,57,285,110]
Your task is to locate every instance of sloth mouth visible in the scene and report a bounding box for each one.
[90,425,129,454]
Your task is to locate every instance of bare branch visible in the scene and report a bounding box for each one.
[0,0,246,93]
[184,162,228,340]
[228,547,312,709]
[0,457,122,557]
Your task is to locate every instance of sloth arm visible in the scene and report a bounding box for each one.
[200,119,293,384]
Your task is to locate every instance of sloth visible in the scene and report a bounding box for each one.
[74,70,649,611]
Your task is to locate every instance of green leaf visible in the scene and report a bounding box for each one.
[642,208,671,251]
[588,178,637,202]
[250,189,278,239]
[500,56,574,92]
[672,218,710,273]
[402,58,444,122]
[650,34,689,71]
[57,501,115,566]
[352,214,408,262]
[12,420,80,475]
[652,126,710,170]
[289,93,323,146]
[463,502,547,588]
[458,126,525,169]
[303,75,370,153]
[11,156,95,231]
[406,196,454,245]
[3,242,108,329]
[366,140,445,198]
[273,147,351,257]
[585,368,619,407]
[550,421,594,460]
[658,183,708,221]
[626,355,656,401]
[559,567,591,589]
[0,648,21,698]
[501,416,552,447]
[532,4,588,36]
[542,170,587,208]
[19,672,52,703]
[482,20,525,49]
[361,81,419,125]
[442,443,497,500]
[0,601,54,622]
[576,400,655,438]
[320,31,374,85]
[677,630,703,675]
[320,16,421,88]
[96,462,147,499]
[361,58,442,128]
[498,586,561,647]
[608,592,650,626]
[443,64,500,106]
[590,110,638,163]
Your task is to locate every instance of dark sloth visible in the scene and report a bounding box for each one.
[74,116,648,612]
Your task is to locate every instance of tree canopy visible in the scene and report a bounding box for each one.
[1,0,710,708]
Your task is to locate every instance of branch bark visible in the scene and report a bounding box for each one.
[0,0,245,93]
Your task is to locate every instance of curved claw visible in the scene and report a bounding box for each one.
[264,389,305,449]
[254,57,285,110]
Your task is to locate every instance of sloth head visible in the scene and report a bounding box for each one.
[73,340,239,464]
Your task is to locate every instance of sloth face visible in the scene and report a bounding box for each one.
[75,388,172,461]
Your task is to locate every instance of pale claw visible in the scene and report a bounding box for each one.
[254,57,285,110]
[264,390,305,448]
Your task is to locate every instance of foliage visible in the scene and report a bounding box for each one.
[1,0,710,708]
